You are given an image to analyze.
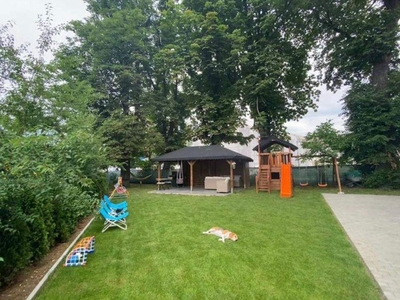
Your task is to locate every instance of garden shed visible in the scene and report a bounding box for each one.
[152,145,253,193]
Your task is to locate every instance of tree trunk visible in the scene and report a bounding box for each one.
[371,0,400,89]
[121,159,131,187]
[383,0,399,10]
[370,54,391,90]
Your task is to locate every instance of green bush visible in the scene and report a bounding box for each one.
[0,181,32,285]
[0,177,100,287]
[363,169,400,189]
[0,131,109,287]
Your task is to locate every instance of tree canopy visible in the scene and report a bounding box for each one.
[3,0,400,186]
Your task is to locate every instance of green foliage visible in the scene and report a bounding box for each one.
[307,0,400,90]
[342,82,400,170]
[340,73,400,188]
[58,0,322,148]
[182,6,249,144]
[0,130,108,287]
[362,169,400,189]
[238,0,319,136]
[152,1,192,151]
[60,0,187,173]
[0,14,109,287]
[302,120,344,163]
[99,113,149,163]
[181,0,318,140]
[0,177,97,287]
[301,0,400,187]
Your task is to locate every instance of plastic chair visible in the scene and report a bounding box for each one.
[99,207,129,233]
[101,199,127,216]
[103,195,127,209]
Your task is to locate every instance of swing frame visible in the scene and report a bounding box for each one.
[294,154,343,193]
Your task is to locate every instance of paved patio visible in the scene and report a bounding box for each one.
[149,187,232,196]
[323,193,400,300]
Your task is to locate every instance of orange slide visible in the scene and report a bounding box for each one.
[280,163,293,198]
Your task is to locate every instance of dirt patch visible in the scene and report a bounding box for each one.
[0,216,94,300]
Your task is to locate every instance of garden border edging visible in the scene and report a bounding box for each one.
[26,217,95,300]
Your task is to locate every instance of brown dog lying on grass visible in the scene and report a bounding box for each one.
[202,227,238,243]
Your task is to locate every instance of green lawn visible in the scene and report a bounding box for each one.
[36,186,383,300]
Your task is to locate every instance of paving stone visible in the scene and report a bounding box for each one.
[323,193,400,300]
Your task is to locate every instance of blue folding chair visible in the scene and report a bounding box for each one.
[99,207,129,233]
[103,195,127,210]
[100,199,127,216]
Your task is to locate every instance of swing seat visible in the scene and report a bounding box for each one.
[299,182,309,187]
[318,183,328,188]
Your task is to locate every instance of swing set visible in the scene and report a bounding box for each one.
[295,157,328,188]
[295,154,343,193]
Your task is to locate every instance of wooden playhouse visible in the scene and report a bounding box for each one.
[253,136,298,197]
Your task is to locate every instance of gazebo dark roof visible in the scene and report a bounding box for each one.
[252,136,298,152]
[152,145,253,162]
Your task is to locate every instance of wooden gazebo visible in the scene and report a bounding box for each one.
[152,145,253,193]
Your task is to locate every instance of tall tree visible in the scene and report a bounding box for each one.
[239,0,319,137]
[182,1,250,145]
[60,0,156,185]
[183,0,319,140]
[305,0,400,175]
[302,120,344,163]
[151,0,191,152]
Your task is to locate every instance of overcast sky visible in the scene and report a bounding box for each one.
[0,0,346,137]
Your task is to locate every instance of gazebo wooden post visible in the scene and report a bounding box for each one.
[227,160,234,194]
[188,161,196,191]
[243,162,248,188]
[157,163,162,190]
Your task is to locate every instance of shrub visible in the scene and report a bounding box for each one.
[0,131,109,287]
[363,169,400,189]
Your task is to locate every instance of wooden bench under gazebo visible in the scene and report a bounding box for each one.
[152,145,253,193]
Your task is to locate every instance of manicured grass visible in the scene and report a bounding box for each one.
[36,186,382,300]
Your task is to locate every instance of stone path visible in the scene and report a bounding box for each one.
[323,193,400,300]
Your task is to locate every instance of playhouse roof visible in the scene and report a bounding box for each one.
[252,136,298,152]
[152,145,253,162]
